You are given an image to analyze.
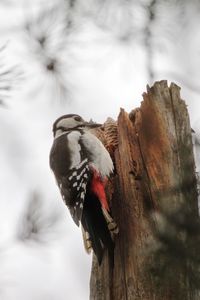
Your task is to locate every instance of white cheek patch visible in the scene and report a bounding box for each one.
[57,118,77,129]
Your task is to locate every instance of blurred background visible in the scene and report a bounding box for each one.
[0,0,200,299]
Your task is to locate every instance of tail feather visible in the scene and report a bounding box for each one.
[81,226,92,254]
[81,190,115,265]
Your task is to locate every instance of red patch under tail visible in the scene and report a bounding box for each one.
[90,169,109,211]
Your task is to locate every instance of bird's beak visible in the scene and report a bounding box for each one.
[84,120,102,128]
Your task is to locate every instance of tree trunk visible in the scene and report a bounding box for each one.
[90,80,199,300]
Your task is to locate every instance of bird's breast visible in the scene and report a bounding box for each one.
[81,132,114,178]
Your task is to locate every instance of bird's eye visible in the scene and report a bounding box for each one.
[74,116,82,122]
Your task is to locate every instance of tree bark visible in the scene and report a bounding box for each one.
[90,80,199,300]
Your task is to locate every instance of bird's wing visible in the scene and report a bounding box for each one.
[63,158,91,226]
[50,134,92,226]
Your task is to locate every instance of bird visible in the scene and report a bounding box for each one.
[49,114,118,265]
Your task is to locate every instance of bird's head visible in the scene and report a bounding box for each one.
[52,114,102,138]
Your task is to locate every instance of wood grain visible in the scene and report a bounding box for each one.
[90,81,198,300]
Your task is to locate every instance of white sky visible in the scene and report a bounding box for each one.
[0,1,200,300]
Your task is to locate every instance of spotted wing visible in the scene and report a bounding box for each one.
[58,158,91,226]
[50,134,92,226]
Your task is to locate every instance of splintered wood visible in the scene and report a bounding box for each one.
[90,81,198,300]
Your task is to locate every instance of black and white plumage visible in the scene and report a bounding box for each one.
[49,114,118,264]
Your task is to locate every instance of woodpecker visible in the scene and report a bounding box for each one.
[49,114,118,265]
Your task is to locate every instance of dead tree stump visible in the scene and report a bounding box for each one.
[90,80,199,300]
